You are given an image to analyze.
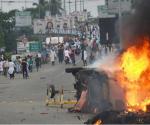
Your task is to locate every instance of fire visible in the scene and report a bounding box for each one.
[94,120,102,125]
[117,38,150,112]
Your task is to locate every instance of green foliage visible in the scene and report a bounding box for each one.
[50,0,63,16]
[5,31,17,52]
[4,52,12,60]
[0,29,5,47]
[31,0,63,18]
[0,10,17,52]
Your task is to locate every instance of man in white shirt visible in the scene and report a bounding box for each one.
[8,60,15,79]
[0,59,4,75]
[64,48,71,64]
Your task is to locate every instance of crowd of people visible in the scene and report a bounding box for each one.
[0,53,42,79]
[0,36,117,80]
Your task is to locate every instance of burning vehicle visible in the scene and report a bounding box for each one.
[67,0,150,124]
[66,67,125,113]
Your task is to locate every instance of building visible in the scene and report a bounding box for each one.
[105,0,133,15]
[131,0,142,8]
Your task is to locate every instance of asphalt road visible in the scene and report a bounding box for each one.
[0,59,93,124]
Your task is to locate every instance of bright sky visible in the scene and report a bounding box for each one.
[1,0,105,17]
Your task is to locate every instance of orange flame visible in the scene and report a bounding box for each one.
[117,38,150,112]
[94,120,102,125]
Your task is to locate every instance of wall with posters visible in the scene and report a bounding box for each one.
[33,12,86,35]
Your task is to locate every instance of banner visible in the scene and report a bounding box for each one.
[61,17,70,30]
[45,16,71,30]
[45,17,56,34]
[33,19,46,34]
[17,42,26,52]
[97,5,115,18]
[55,17,62,29]
[29,41,42,52]
[15,11,32,27]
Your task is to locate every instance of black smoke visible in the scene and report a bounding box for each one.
[122,0,150,48]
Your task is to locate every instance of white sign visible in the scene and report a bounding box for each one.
[51,37,63,44]
[97,5,116,18]
[15,11,32,27]
[33,19,46,34]
[17,42,26,52]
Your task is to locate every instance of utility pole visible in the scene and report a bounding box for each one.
[24,0,27,9]
[25,0,27,9]
[75,0,77,12]
[49,0,51,16]
[83,0,84,11]
[68,0,71,14]
[118,0,122,49]
[0,0,2,11]
[80,0,82,11]
[38,0,41,18]
[64,0,66,12]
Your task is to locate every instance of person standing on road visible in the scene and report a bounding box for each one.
[58,45,64,64]
[8,59,15,79]
[28,57,33,72]
[35,55,40,72]
[64,48,70,64]
[0,58,4,75]
[83,48,88,66]
[38,52,42,68]
[50,48,56,65]
[70,48,76,66]
[15,58,21,74]
[22,58,28,79]
[3,59,9,77]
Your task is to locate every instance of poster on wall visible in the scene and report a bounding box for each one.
[62,17,70,30]
[45,17,55,33]
[33,19,46,34]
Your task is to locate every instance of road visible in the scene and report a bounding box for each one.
[0,59,93,124]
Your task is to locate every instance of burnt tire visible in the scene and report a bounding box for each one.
[47,85,55,98]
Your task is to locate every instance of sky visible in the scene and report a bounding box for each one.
[0,0,105,17]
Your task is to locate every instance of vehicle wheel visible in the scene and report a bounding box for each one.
[47,85,55,98]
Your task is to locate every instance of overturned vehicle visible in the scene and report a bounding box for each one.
[65,67,125,113]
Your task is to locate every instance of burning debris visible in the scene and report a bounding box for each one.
[116,39,150,112]
[85,110,150,124]
[116,0,150,112]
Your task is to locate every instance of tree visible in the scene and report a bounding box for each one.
[30,0,49,19]
[0,10,17,52]
[50,0,63,16]
[39,0,63,16]
[31,0,63,18]
[0,29,5,48]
